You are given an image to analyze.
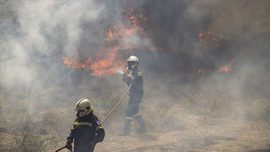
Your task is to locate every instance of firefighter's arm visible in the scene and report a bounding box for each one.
[93,115,105,143]
[65,121,78,150]
[126,71,141,86]
[66,120,79,143]
[123,70,133,85]
[95,125,105,142]
[124,74,134,85]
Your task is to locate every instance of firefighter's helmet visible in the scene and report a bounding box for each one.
[74,98,91,117]
[127,55,139,70]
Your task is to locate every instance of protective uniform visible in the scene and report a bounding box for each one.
[66,98,105,152]
[121,55,146,136]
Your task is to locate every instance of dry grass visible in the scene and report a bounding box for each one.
[93,99,270,152]
[0,80,269,152]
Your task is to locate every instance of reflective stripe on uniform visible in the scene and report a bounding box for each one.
[96,125,103,131]
[128,74,134,80]
[137,72,142,76]
[126,112,141,120]
[73,122,92,127]
[85,108,93,116]
[125,116,133,120]
[133,112,141,117]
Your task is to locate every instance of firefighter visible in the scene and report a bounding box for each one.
[120,55,146,136]
[65,98,105,152]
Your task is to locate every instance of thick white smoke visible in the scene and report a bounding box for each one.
[1,0,103,87]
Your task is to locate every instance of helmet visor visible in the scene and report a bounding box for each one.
[127,61,136,69]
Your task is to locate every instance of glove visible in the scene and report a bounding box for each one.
[123,75,128,81]
[123,70,131,81]
[123,70,131,76]
[65,142,72,151]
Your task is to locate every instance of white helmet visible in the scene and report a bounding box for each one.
[127,55,139,62]
[74,98,92,117]
[127,55,139,69]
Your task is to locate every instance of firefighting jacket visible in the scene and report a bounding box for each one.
[67,109,105,146]
[123,67,144,97]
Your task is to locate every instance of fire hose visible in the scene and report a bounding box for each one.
[101,83,132,124]
[55,146,72,152]
[55,83,131,152]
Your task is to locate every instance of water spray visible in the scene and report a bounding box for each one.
[116,68,125,75]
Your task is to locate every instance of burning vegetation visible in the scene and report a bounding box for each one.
[218,58,237,73]
[62,4,152,77]
[198,30,226,48]
[62,47,125,77]
[197,58,237,74]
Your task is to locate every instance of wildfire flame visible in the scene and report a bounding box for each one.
[63,4,162,77]
[197,68,205,74]
[218,58,236,72]
[197,58,237,74]
[63,48,126,77]
[198,30,224,47]
[104,7,146,42]
[62,56,91,70]
[90,47,126,77]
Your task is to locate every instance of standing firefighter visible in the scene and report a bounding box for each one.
[121,55,146,136]
[65,98,105,152]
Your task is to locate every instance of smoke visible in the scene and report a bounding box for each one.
[1,2,100,86]
[134,0,270,98]
[0,0,270,150]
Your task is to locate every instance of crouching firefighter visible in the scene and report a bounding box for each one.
[65,98,105,152]
[120,55,146,136]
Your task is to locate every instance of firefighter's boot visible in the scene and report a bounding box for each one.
[134,115,146,133]
[119,119,131,136]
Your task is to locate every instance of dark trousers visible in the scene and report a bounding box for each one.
[74,143,96,152]
[123,94,146,134]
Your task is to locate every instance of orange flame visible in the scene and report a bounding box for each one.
[62,48,126,77]
[103,11,162,52]
[104,6,146,42]
[197,68,205,74]
[198,30,223,47]
[90,47,126,77]
[218,58,236,72]
[104,21,143,41]
[62,56,91,70]
[105,28,115,41]
[197,58,236,74]
[63,6,162,77]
